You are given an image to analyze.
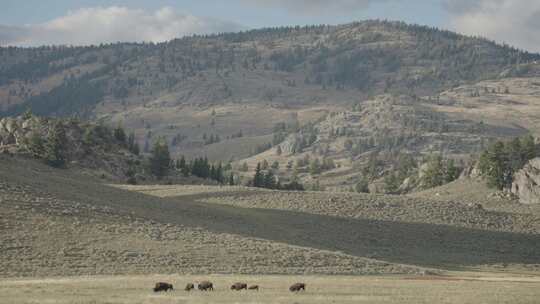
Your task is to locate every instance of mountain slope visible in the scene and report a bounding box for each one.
[2,21,538,117]
[2,20,540,180]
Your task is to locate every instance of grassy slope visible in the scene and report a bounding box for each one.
[2,155,540,277]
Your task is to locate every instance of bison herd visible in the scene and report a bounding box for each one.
[153,281,305,293]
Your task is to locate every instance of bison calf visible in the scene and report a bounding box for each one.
[198,281,214,291]
[185,283,195,291]
[289,283,305,292]
[231,282,248,291]
[248,285,259,291]
[154,282,174,292]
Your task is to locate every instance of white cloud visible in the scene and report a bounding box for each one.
[0,6,245,47]
[444,0,540,52]
[245,0,385,14]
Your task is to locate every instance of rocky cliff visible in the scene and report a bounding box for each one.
[511,158,540,204]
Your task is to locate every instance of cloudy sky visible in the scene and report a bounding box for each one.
[1,0,539,52]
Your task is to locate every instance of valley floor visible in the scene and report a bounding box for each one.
[1,273,539,304]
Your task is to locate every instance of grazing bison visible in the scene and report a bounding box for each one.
[185,283,195,291]
[248,285,259,291]
[153,282,174,292]
[198,281,214,291]
[289,283,305,292]
[231,282,248,291]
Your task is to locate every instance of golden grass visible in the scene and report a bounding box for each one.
[1,274,539,304]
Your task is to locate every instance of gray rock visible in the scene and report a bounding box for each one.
[4,118,19,133]
[511,158,540,204]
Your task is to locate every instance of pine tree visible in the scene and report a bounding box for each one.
[113,122,126,143]
[522,135,537,161]
[228,172,235,186]
[309,158,322,175]
[210,164,216,181]
[478,141,510,190]
[421,154,444,188]
[26,131,44,158]
[355,177,369,193]
[127,132,139,155]
[445,159,460,183]
[215,163,224,183]
[252,163,263,187]
[44,121,67,168]
[203,157,210,178]
[384,173,400,194]
[264,170,276,189]
[178,155,187,170]
[149,137,171,179]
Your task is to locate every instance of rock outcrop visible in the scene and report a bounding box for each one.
[511,158,540,204]
[0,115,142,180]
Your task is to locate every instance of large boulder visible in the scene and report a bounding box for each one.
[511,158,540,204]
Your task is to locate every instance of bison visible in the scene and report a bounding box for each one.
[153,282,174,292]
[185,283,195,291]
[248,285,259,291]
[289,283,305,292]
[231,282,248,291]
[198,281,214,291]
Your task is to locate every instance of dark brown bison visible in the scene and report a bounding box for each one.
[289,283,305,292]
[153,282,174,292]
[230,282,248,291]
[198,281,214,291]
[248,285,259,291]
[185,283,195,291]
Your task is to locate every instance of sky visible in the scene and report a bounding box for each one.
[1,0,539,52]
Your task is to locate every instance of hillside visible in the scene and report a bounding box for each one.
[0,113,153,182]
[0,156,423,277]
[237,76,540,191]
[2,155,540,279]
[1,20,540,163]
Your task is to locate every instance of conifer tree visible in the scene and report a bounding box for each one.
[113,122,126,143]
[264,170,276,189]
[44,121,67,168]
[127,132,139,155]
[252,163,263,187]
[149,137,171,179]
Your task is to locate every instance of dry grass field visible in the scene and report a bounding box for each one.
[1,274,539,304]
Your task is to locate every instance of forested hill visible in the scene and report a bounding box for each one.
[1,20,539,118]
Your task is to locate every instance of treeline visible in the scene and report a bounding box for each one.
[356,151,462,194]
[251,162,304,191]
[24,115,140,169]
[478,135,538,190]
[174,156,231,184]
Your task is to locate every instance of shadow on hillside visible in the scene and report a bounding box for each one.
[170,203,540,269]
[2,157,539,270]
